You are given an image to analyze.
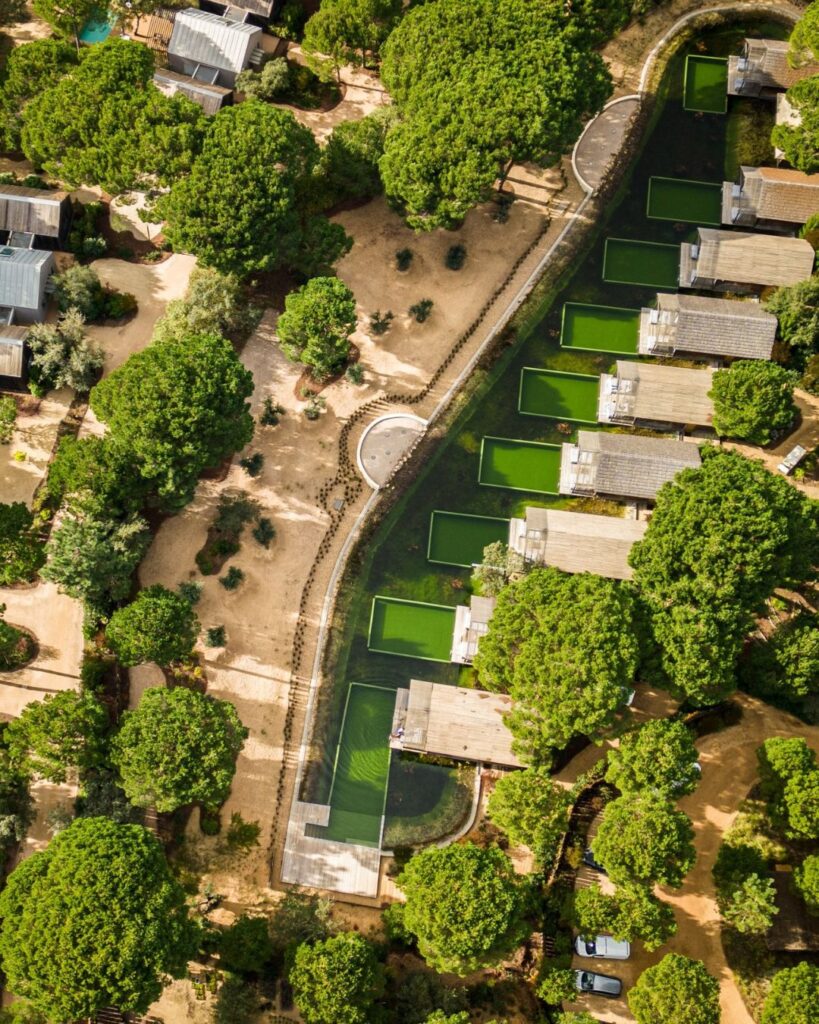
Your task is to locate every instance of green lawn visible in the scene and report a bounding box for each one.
[603,238,680,289]
[324,683,395,846]
[368,597,456,662]
[683,55,728,114]
[518,368,599,423]
[560,302,640,355]
[647,177,722,224]
[478,437,562,494]
[427,510,509,567]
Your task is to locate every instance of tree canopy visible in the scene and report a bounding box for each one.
[397,842,526,975]
[628,954,719,1024]
[111,686,246,812]
[379,0,613,228]
[629,448,819,704]
[0,39,78,151]
[303,0,402,71]
[0,503,44,586]
[90,331,254,509]
[21,38,203,194]
[473,568,639,761]
[592,792,696,888]
[743,611,819,701]
[762,962,819,1024]
[605,719,701,798]
[721,873,778,934]
[572,883,677,952]
[319,108,395,206]
[156,101,350,278]
[218,915,273,975]
[486,766,571,866]
[42,511,149,609]
[790,2,819,66]
[277,277,357,380]
[105,585,199,667]
[772,75,819,173]
[151,267,261,346]
[710,360,797,445]
[0,817,198,1019]
[290,932,384,1024]
[765,273,819,370]
[757,737,819,839]
[45,435,146,518]
[795,853,819,914]
[5,692,107,783]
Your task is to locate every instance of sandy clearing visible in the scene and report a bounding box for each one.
[85,254,196,375]
[0,582,82,720]
[565,692,819,1023]
[286,49,388,143]
[0,388,73,505]
[11,778,76,866]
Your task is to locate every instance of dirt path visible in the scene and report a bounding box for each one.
[565,692,819,1024]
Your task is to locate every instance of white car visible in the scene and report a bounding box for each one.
[575,935,631,960]
[778,444,807,475]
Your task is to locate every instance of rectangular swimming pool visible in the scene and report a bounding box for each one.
[518,368,599,423]
[79,10,116,43]
[478,436,562,494]
[368,596,456,662]
[427,510,509,567]
[560,302,640,355]
[603,238,680,289]
[683,55,728,114]
[647,176,722,224]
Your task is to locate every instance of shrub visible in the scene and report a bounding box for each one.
[53,265,107,321]
[0,608,35,672]
[259,397,284,426]
[346,362,364,384]
[219,915,273,974]
[178,580,203,605]
[239,452,264,477]
[225,812,260,850]
[369,310,394,336]
[27,310,103,395]
[0,397,16,444]
[219,566,245,591]
[252,518,275,548]
[409,299,433,323]
[0,503,45,585]
[236,58,290,100]
[794,854,819,914]
[304,394,326,420]
[206,626,226,648]
[104,290,137,321]
[396,248,413,271]
[536,967,576,1004]
[215,494,257,536]
[445,244,466,270]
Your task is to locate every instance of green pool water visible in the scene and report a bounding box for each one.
[560,302,640,355]
[368,597,456,662]
[427,510,509,567]
[647,176,722,224]
[323,683,395,845]
[478,437,562,494]
[603,238,680,289]
[518,368,599,423]
[683,55,728,113]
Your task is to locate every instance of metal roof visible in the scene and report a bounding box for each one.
[640,293,777,359]
[153,68,232,115]
[168,9,261,74]
[0,248,53,312]
[0,184,69,238]
[560,430,702,501]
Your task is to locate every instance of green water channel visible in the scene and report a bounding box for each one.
[309,17,790,842]
[368,597,456,662]
[560,302,640,354]
[518,368,600,423]
[683,54,729,113]
[603,238,681,289]
[427,511,510,567]
[647,176,723,224]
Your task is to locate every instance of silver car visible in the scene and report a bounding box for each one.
[575,935,631,960]
[575,969,622,998]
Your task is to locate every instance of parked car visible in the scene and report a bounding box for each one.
[582,848,607,874]
[778,444,807,475]
[575,969,622,998]
[575,935,631,960]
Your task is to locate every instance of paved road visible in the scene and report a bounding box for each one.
[564,693,819,1023]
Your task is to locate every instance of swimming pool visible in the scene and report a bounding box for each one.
[79,10,116,44]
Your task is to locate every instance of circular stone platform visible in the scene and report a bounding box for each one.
[356,413,427,489]
[572,95,642,194]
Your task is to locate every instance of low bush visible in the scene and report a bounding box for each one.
[252,518,275,548]
[206,626,226,648]
[219,566,245,591]
[396,248,413,272]
[0,397,16,444]
[239,452,264,477]
[409,299,433,323]
[445,244,466,270]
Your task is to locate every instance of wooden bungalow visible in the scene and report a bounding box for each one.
[728,38,819,98]
[722,166,819,229]
[0,184,70,249]
[0,324,27,387]
[0,247,55,324]
[451,595,496,665]
[153,67,233,114]
[389,678,522,768]
[679,228,815,292]
[167,9,262,88]
[638,293,777,360]
[598,361,715,429]
[559,430,702,501]
[507,507,647,580]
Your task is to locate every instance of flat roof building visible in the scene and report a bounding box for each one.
[728,38,819,97]
[722,166,819,228]
[390,678,522,768]
[559,430,702,501]
[167,9,262,87]
[0,247,54,324]
[507,507,647,580]
[598,361,715,429]
[639,293,777,360]
[680,228,815,291]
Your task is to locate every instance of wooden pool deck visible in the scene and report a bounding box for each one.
[280,800,382,897]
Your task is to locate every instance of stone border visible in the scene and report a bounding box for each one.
[571,94,642,194]
[355,413,428,490]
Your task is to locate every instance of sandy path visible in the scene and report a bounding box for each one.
[565,693,819,1023]
[0,388,74,505]
[286,51,389,143]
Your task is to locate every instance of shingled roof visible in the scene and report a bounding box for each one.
[0,184,69,239]
[724,166,819,225]
[599,361,715,427]
[728,38,819,95]
[639,293,776,359]
[680,228,815,289]
[559,430,702,501]
[509,507,647,579]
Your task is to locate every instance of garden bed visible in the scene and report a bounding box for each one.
[0,621,37,671]
[427,510,509,568]
[478,437,562,494]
